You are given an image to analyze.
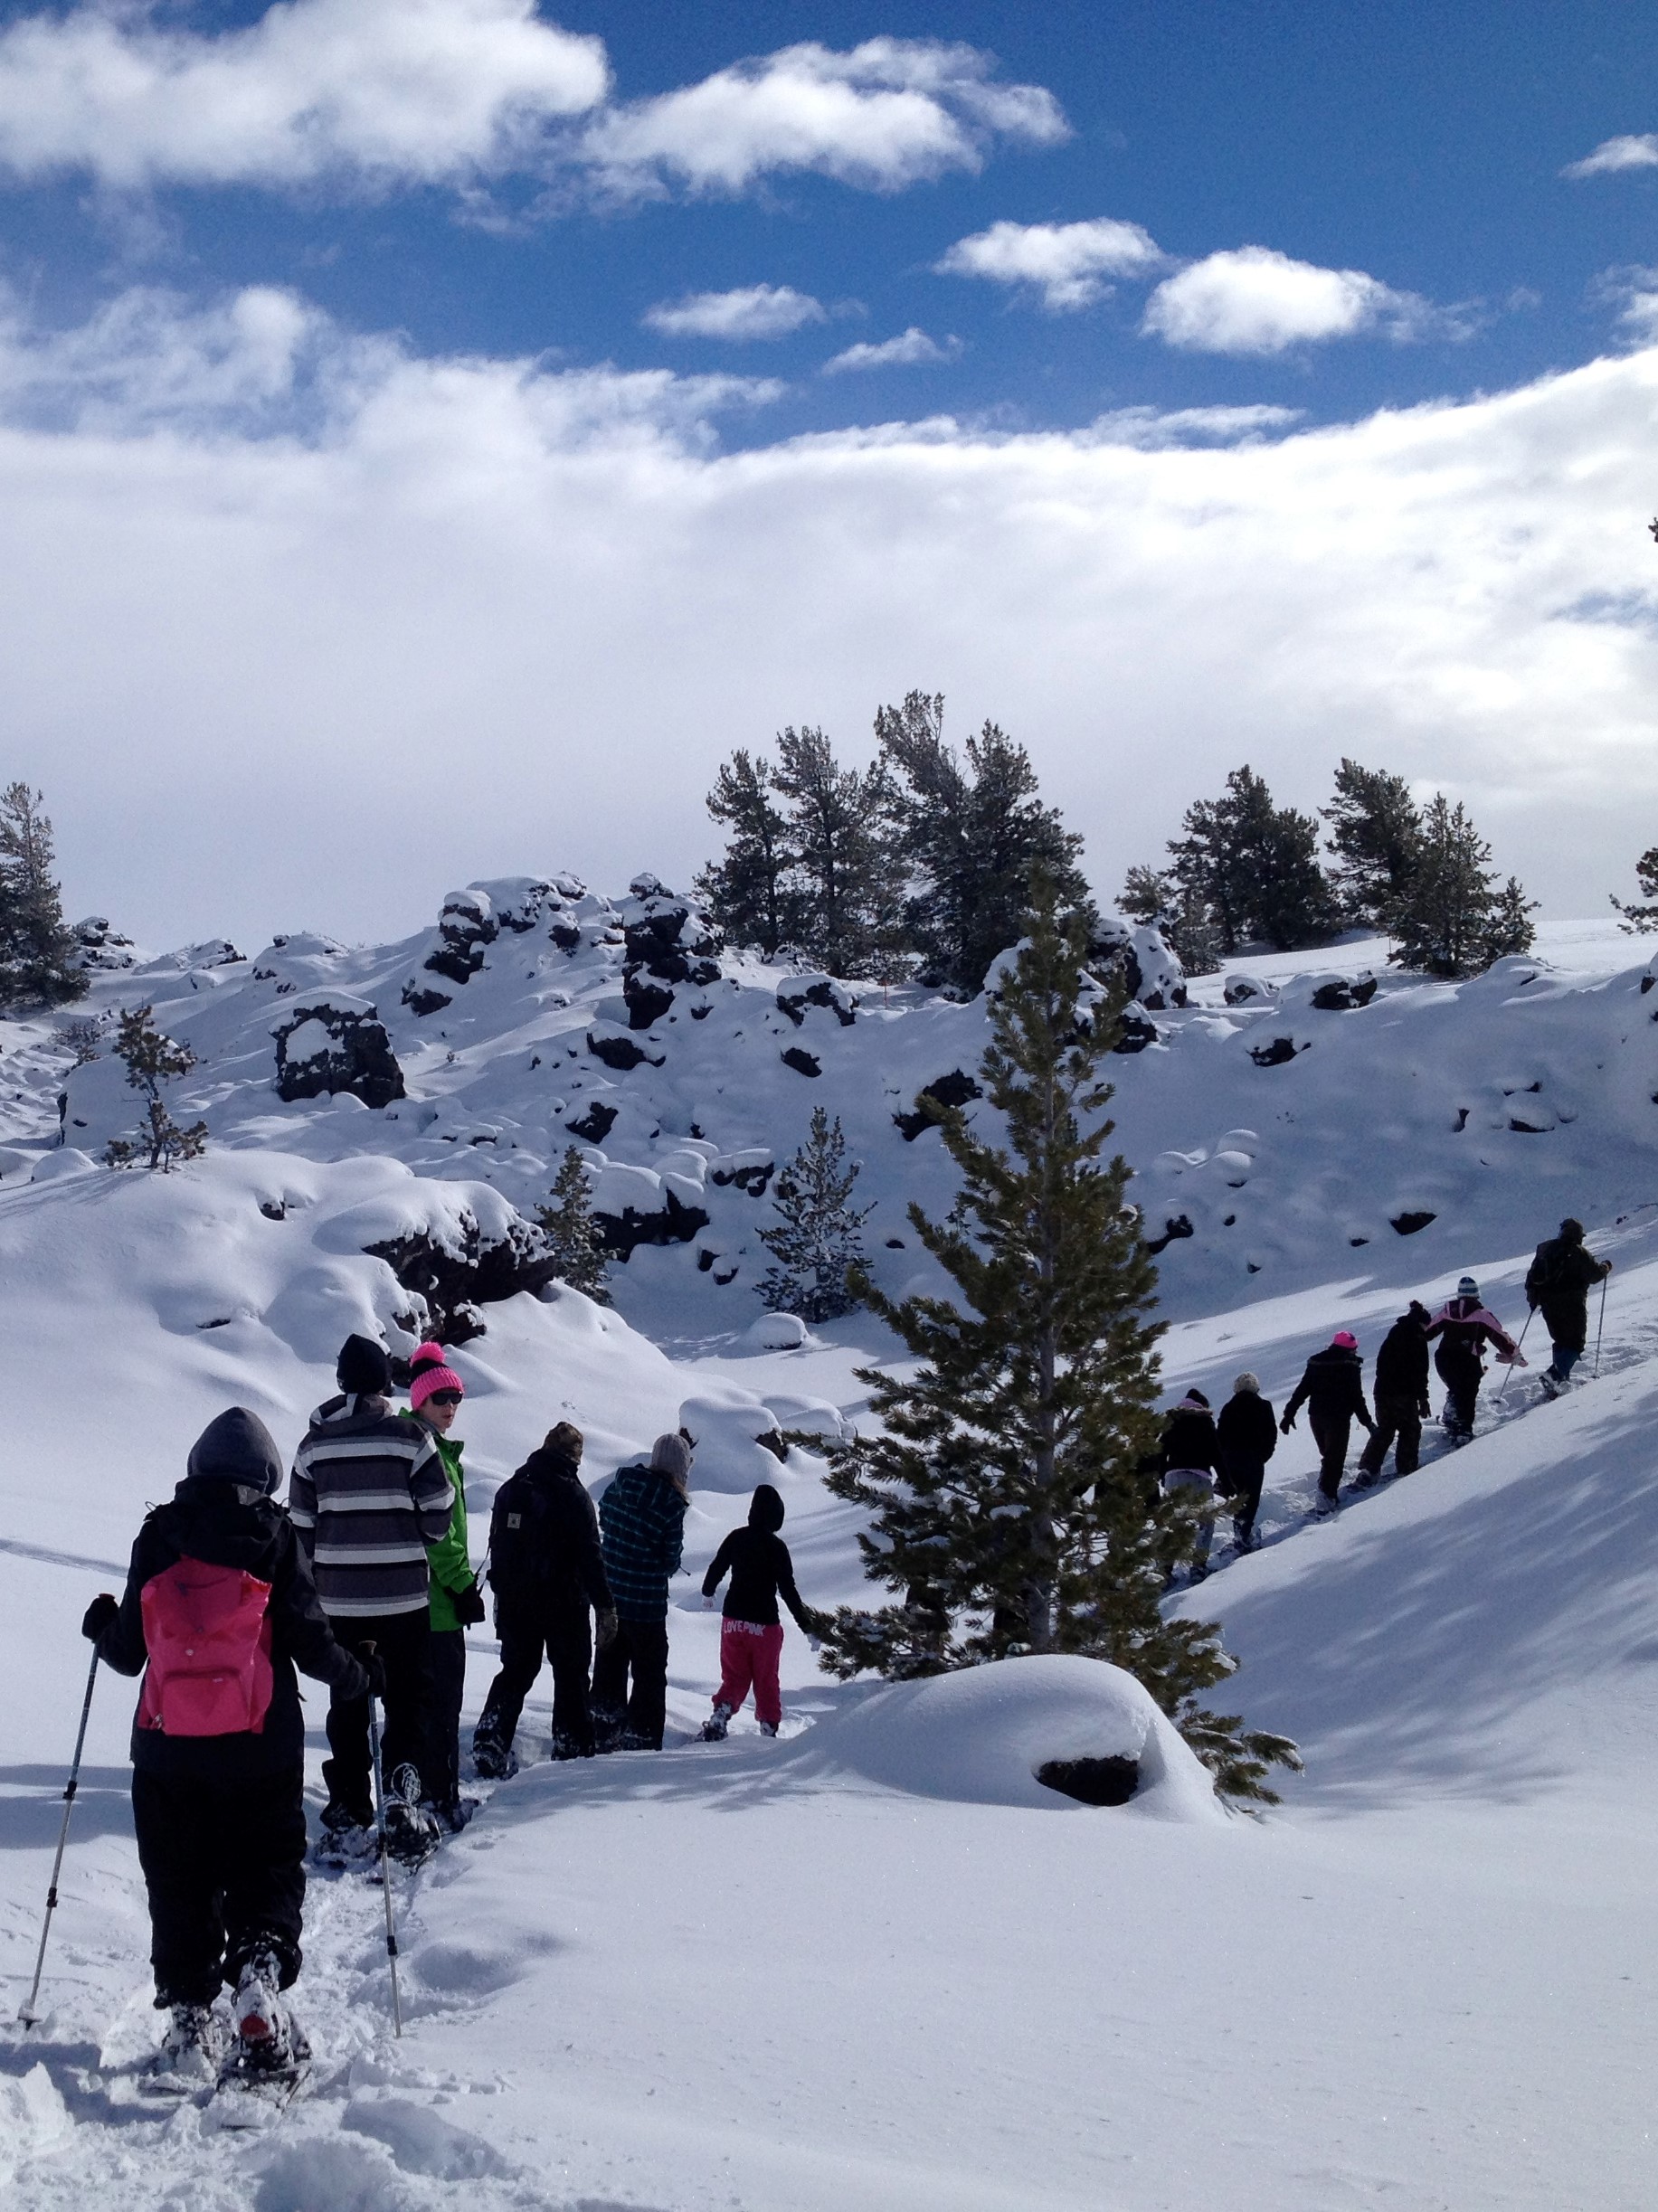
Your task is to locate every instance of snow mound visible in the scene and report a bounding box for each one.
[678,1392,790,1491]
[0,2065,72,2186]
[808,1656,1225,1822]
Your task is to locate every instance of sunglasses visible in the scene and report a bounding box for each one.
[426,1389,463,1408]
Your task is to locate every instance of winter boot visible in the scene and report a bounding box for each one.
[145,2001,223,2094]
[697,1702,732,1744]
[431,1796,478,1836]
[1539,1367,1566,1400]
[315,1797,374,1866]
[757,1720,779,1738]
[384,1798,441,1867]
[471,1724,518,1782]
[1351,1469,1380,1491]
[229,1949,308,2077]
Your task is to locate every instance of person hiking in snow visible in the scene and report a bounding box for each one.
[698,1482,820,1741]
[1355,1301,1434,1485]
[1525,1218,1613,1394]
[403,1341,486,1831]
[1215,1373,1276,1551]
[473,1422,615,1775]
[1281,1332,1376,1512]
[1425,1279,1521,1441]
[288,1332,452,1864]
[592,1432,692,1752]
[1157,1388,1219,1577]
[79,1407,368,2091]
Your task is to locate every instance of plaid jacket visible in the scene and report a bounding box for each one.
[598,1462,687,1621]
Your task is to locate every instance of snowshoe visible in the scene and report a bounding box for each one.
[1351,1468,1381,1491]
[1311,1492,1339,1518]
[313,1802,374,1867]
[213,1947,312,2123]
[757,1721,779,1739]
[697,1703,732,1744]
[1539,1368,1568,1400]
[383,1798,441,1868]
[471,1733,518,1782]
[431,1795,478,1836]
[140,2002,223,2096]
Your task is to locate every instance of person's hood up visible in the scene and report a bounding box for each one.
[748,1483,785,1533]
[185,1407,283,1496]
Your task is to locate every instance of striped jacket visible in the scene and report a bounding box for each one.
[598,1462,687,1621]
[289,1394,451,1619]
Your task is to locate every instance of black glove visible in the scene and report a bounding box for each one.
[1279,1413,1295,1435]
[81,1592,118,1643]
[356,1643,388,1699]
[454,1579,487,1628]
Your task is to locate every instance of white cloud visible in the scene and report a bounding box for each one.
[1085,403,1303,449]
[643,286,826,341]
[1563,134,1658,180]
[934,216,1165,309]
[1142,246,1428,354]
[1594,265,1658,343]
[578,38,1067,196]
[0,0,609,190]
[822,327,959,373]
[2,282,1655,952]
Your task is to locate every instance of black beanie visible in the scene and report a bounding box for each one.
[1560,1218,1585,1243]
[337,1333,393,1395]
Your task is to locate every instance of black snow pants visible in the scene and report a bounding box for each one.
[1308,1409,1353,1500]
[322,1606,431,1820]
[132,1767,306,2008]
[1435,1344,1484,1436]
[426,1625,467,1811]
[1360,1389,1424,1478]
[1217,1449,1267,1544]
[477,1608,596,1760]
[591,1616,669,1751]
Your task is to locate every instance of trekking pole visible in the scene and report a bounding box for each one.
[17,1646,99,2028]
[364,1652,403,2038]
[1594,1273,1609,1380]
[1498,1308,1535,1400]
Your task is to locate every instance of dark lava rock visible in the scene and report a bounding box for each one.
[624,972,676,1031]
[365,1212,561,1343]
[401,980,452,1017]
[1036,1755,1139,1808]
[1249,1036,1300,1068]
[273,1001,404,1111]
[781,1046,821,1078]
[565,1101,619,1144]
[1310,974,1379,1012]
[1224,975,1271,1007]
[895,1068,983,1140]
[777,977,857,1027]
[423,889,498,988]
[711,1153,774,1196]
[593,1186,711,1262]
[588,1028,661,1072]
[1113,1007,1159,1054]
[1143,1213,1195,1256]
[1391,1209,1437,1236]
[621,888,724,985]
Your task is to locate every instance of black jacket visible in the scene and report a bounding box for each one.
[1375,1314,1432,1403]
[1284,1347,1373,1429]
[1526,1236,1610,1350]
[487,1444,612,1621]
[702,1485,811,1631]
[98,1411,365,1780]
[1159,1405,1217,1476]
[1216,1393,1277,1464]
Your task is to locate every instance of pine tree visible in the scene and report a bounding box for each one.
[103,1006,208,1172]
[1611,846,1658,933]
[1167,766,1335,954]
[875,691,1092,995]
[1321,760,1422,930]
[535,1146,611,1302]
[695,750,800,955]
[817,888,1300,1804]
[1117,865,1222,976]
[757,1108,873,1320]
[771,725,901,976]
[0,784,88,1012]
[1391,795,1533,978]
[1481,875,1539,963]
[52,1016,102,1066]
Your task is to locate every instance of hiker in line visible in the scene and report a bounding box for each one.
[473,1422,615,1776]
[1158,1388,1219,1578]
[404,1341,486,1832]
[592,1432,692,1752]
[1356,1301,1433,1485]
[1525,1217,1613,1395]
[1282,1332,1376,1513]
[81,1408,368,2089]
[289,1333,452,1864]
[698,1482,820,1741]
[1215,1373,1276,1552]
[1426,1278,1521,1441]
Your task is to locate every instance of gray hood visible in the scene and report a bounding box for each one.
[185,1406,284,1496]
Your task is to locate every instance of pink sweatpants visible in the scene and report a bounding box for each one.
[715,1619,785,1729]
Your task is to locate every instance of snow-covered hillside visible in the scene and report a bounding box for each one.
[1,889,1655,2208]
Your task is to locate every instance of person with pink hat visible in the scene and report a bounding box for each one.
[1281,1330,1377,1515]
[403,1342,486,1830]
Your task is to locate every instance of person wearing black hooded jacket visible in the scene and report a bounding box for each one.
[81,1407,366,2084]
[473,1423,613,1772]
[1282,1334,1376,1508]
[1357,1303,1433,1483]
[697,1483,817,1739]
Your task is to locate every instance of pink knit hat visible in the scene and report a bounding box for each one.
[409,1340,464,1412]
[1331,1330,1359,1350]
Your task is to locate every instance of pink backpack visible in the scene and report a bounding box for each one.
[137,1557,275,1737]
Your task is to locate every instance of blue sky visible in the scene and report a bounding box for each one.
[2,0,1657,942]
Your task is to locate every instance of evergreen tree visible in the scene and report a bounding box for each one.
[1116,865,1222,976]
[817,889,1300,1804]
[1321,760,1423,929]
[1166,766,1335,954]
[103,1006,208,1172]
[1611,846,1658,933]
[694,750,800,955]
[0,784,88,1011]
[757,1107,873,1321]
[52,1016,102,1066]
[1391,795,1533,978]
[875,690,1092,995]
[535,1146,611,1302]
[771,725,901,975]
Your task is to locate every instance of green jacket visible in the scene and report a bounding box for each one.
[406,1419,472,1632]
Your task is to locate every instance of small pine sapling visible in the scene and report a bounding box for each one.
[535,1146,611,1302]
[1611,846,1658,934]
[104,1005,208,1172]
[816,885,1300,1805]
[756,1107,873,1321]
[52,1016,103,1066]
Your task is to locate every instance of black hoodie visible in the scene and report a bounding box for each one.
[1375,1307,1433,1401]
[702,1484,812,1631]
[486,1442,613,1620]
[96,1408,367,1778]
